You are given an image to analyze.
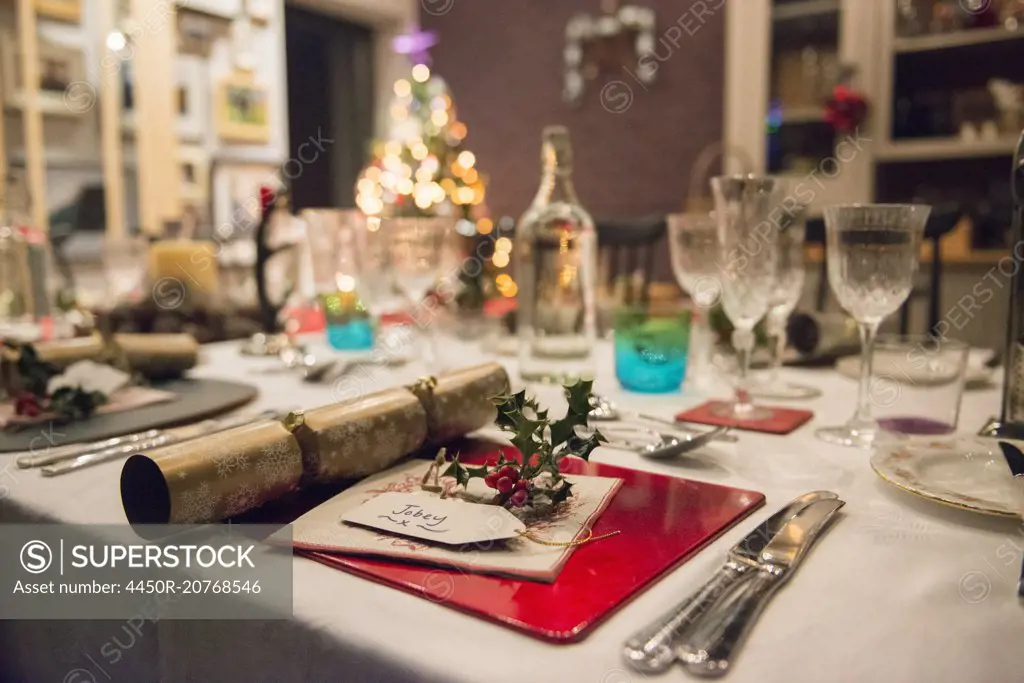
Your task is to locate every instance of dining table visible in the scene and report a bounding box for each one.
[1,333,1022,683]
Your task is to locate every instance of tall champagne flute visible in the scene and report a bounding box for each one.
[710,175,783,421]
[751,210,821,400]
[383,216,451,366]
[667,212,722,391]
[815,204,930,448]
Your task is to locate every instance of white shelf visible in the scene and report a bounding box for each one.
[772,0,840,21]
[875,136,1019,162]
[779,106,826,124]
[894,27,1024,53]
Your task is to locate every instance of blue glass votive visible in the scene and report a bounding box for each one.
[614,308,691,394]
[319,291,374,351]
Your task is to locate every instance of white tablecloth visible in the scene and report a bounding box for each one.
[2,337,1022,683]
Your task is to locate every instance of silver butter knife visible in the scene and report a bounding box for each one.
[39,409,280,477]
[622,490,839,674]
[678,497,846,677]
[18,428,164,468]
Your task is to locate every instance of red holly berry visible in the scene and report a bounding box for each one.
[484,472,499,489]
[496,476,514,494]
[513,479,530,492]
[497,466,519,482]
[14,392,42,417]
[510,489,529,507]
[528,454,541,467]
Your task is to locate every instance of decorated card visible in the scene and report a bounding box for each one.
[291,460,622,582]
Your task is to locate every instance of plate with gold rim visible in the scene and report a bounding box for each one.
[871,437,1023,518]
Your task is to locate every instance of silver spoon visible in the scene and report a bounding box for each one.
[590,395,738,443]
[637,426,730,459]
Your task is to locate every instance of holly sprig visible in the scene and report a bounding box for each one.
[3,341,107,427]
[442,380,606,509]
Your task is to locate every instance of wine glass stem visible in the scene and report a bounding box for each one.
[732,328,755,411]
[767,314,786,387]
[855,321,880,424]
[693,313,712,376]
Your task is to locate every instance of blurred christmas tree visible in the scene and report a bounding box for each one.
[354,30,515,311]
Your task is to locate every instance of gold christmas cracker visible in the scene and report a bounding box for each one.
[290,387,429,483]
[120,420,303,524]
[409,362,510,444]
[111,333,199,379]
[33,334,106,367]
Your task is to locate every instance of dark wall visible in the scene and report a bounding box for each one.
[421,0,726,223]
[285,7,374,211]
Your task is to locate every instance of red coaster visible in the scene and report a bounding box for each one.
[677,400,813,434]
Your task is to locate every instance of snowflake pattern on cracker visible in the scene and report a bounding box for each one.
[177,481,218,522]
[214,449,248,479]
[255,439,297,491]
[223,481,259,518]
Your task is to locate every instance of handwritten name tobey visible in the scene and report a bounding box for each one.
[379,504,449,533]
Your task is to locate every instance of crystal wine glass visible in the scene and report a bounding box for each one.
[750,209,821,400]
[710,174,783,421]
[667,211,722,391]
[383,216,451,365]
[815,203,930,448]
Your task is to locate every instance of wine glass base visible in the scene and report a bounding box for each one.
[750,382,822,401]
[815,423,906,449]
[710,401,774,422]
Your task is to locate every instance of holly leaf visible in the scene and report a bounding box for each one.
[555,429,607,463]
[441,458,470,488]
[549,379,596,447]
[550,481,574,506]
[441,456,490,489]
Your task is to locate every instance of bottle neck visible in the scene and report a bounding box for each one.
[533,158,579,207]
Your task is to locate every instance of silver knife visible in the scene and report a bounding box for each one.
[17,428,164,468]
[678,497,846,677]
[997,441,1024,597]
[39,410,280,477]
[622,491,839,674]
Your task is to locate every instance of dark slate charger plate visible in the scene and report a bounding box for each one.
[0,378,258,453]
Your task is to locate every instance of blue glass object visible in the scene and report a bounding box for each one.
[327,319,374,350]
[614,309,691,394]
[320,291,374,351]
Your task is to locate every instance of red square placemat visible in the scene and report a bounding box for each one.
[300,440,764,643]
[677,400,813,434]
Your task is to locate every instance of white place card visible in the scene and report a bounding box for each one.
[291,460,623,582]
[341,492,525,545]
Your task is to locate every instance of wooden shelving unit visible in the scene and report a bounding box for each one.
[772,0,841,21]
[875,136,1019,162]
[893,25,1024,53]
[779,106,827,125]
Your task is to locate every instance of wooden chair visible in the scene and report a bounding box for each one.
[594,216,667,305]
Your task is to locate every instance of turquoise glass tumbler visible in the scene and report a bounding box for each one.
[614,307,691,393]
[320,291,374,351]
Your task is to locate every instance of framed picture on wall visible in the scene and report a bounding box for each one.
[212,162,278,240]
[0,33,88,117]
[35,0,82,23]
[176,56,208,141]
[179,144,210,205]
[215,71,270,144]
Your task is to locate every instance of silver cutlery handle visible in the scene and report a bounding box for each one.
[679,569,780,677]
[41,434,174,476]
[623,563,747,674]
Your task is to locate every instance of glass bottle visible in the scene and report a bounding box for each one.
[515,126,597,383]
